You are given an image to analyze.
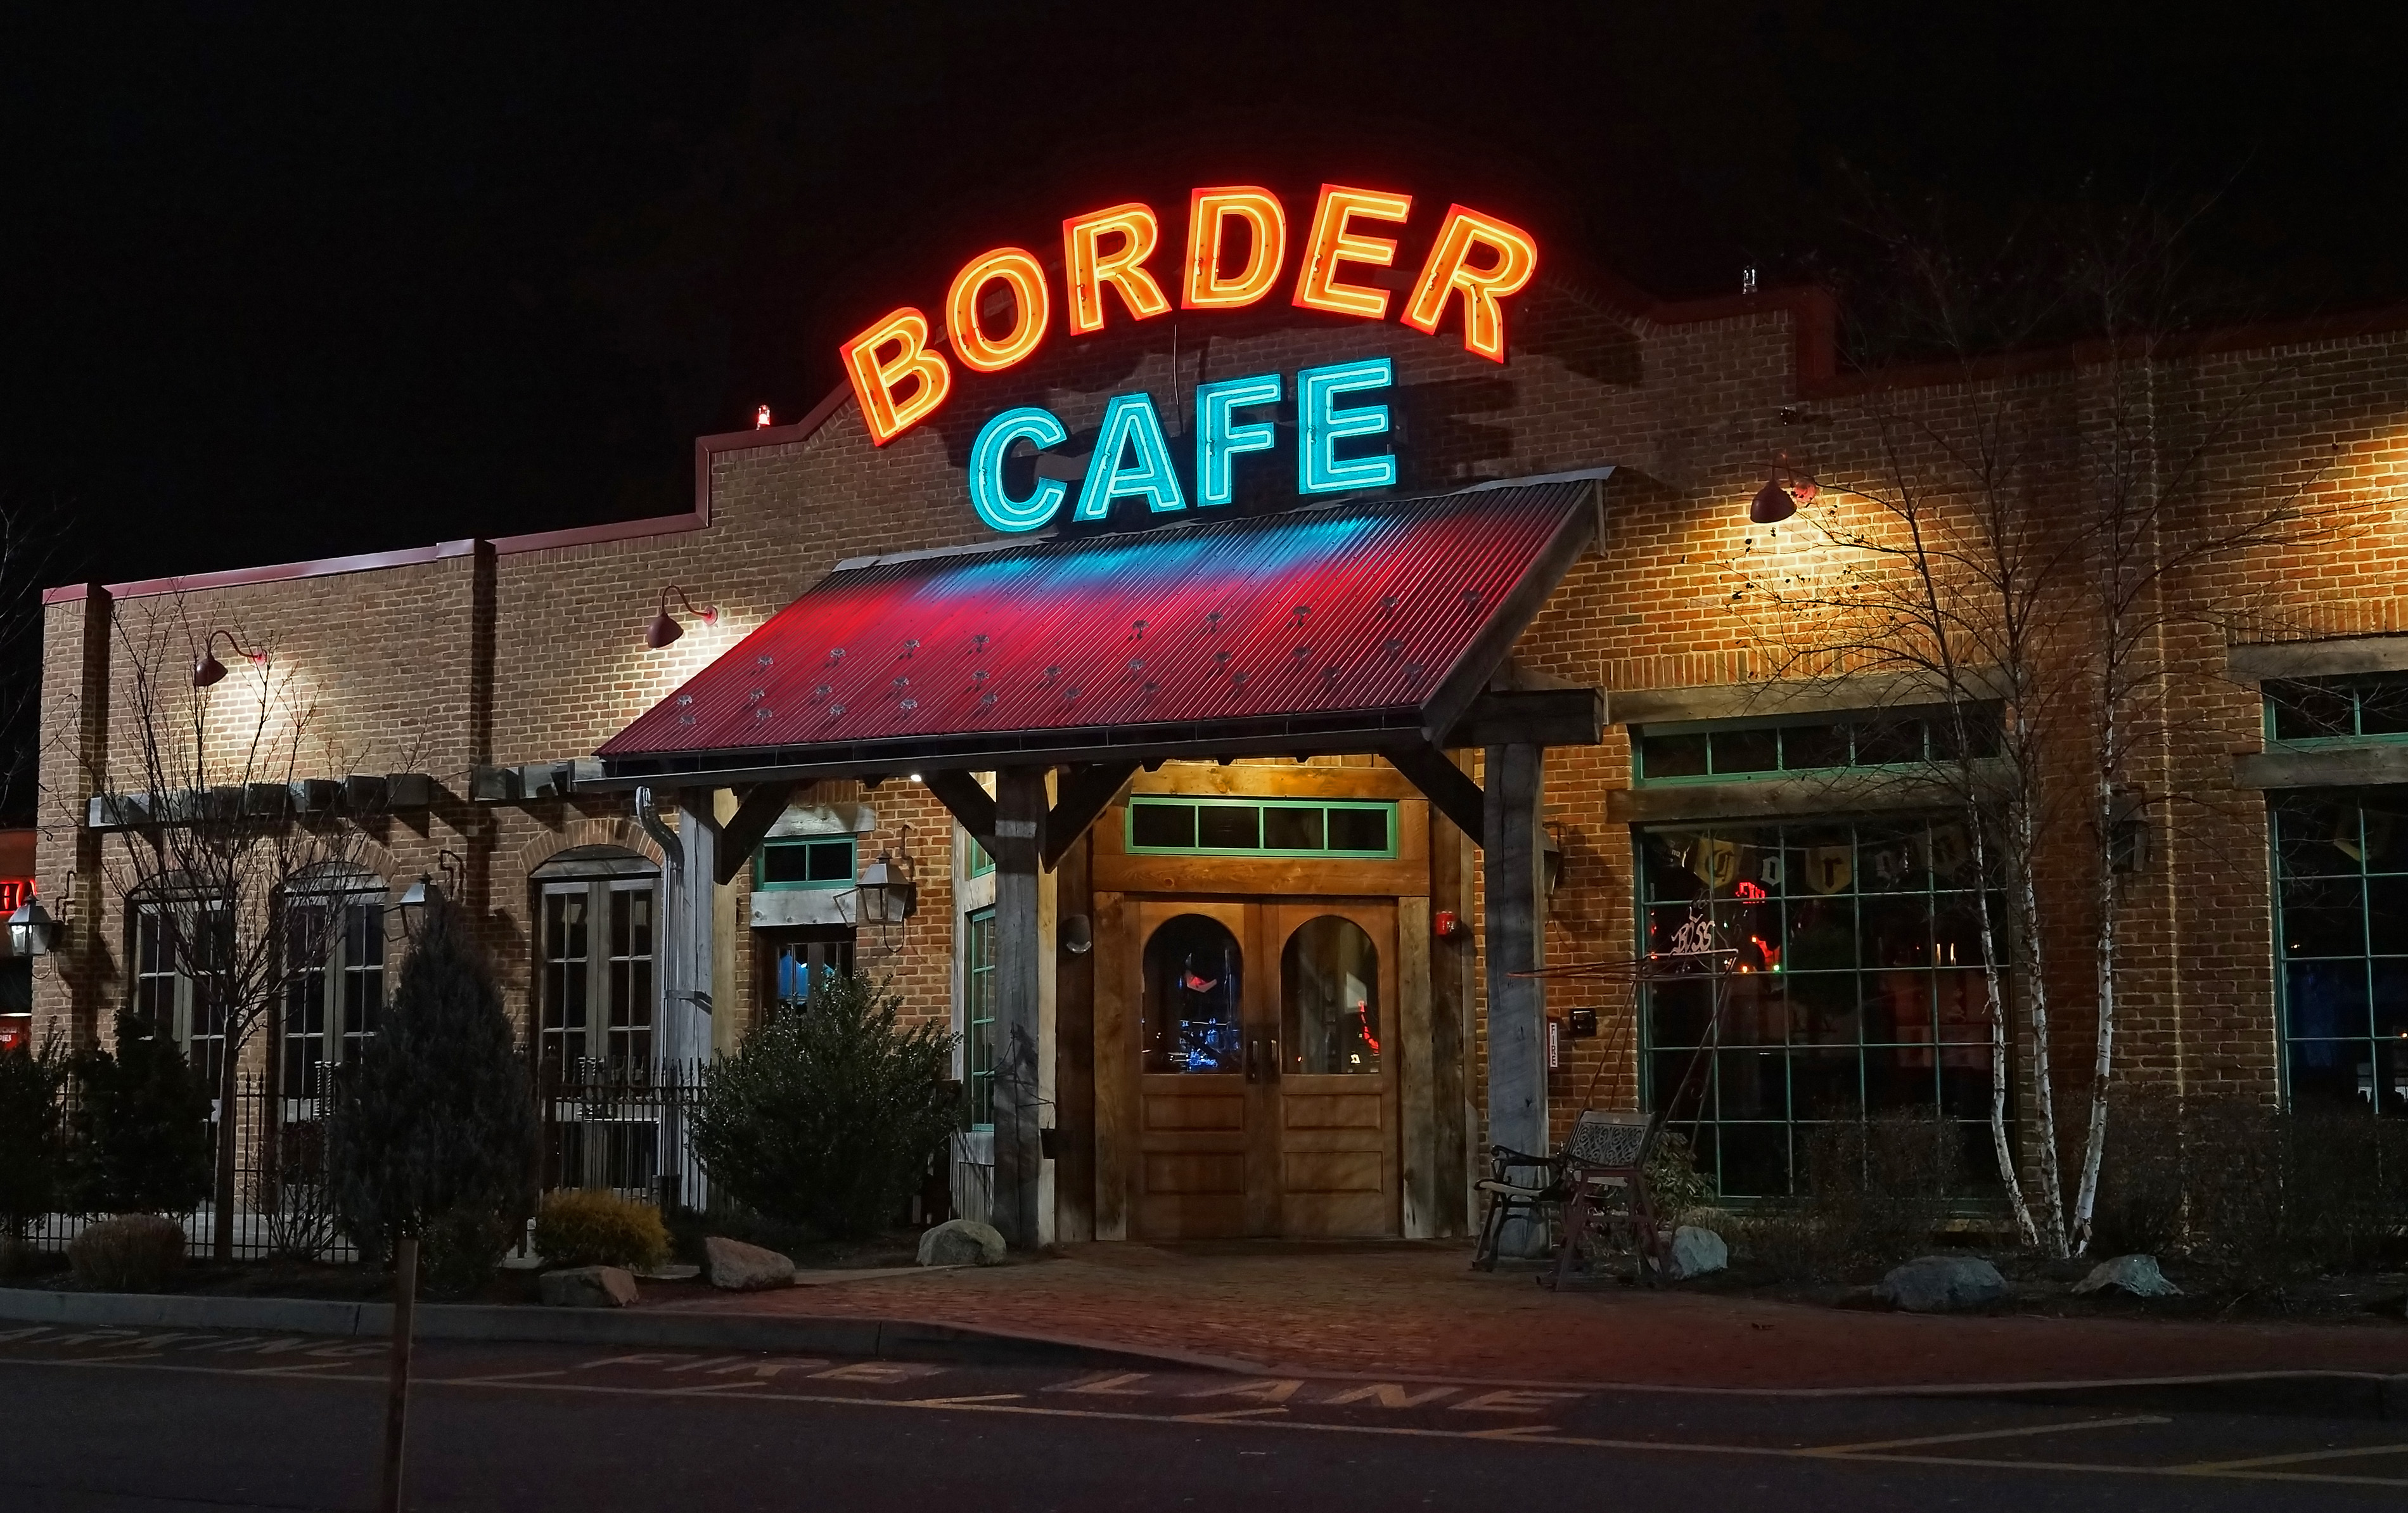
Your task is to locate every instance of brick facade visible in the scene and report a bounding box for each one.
[32,258,2408,1223]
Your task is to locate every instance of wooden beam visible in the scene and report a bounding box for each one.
[1042,761,1138,870]
[712,782,795,885]
[1444,687,1603,749]
[921,769,998,843]
[1387,744,1485,848]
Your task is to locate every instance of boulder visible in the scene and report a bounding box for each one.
[1666,1225,1728,1280]
[704,1236,797,1291]
[539,1265,639,1308]
[1876,1255,2010,1313]
[2073,1254,2180,1298]
[918,1218,1007,1267]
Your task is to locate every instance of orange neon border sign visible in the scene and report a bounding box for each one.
[834,181,1543,446]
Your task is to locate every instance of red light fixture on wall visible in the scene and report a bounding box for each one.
[191,630,269,688]
[646,586,719,649]
[1748,451,1817,525]
[755,404,773,428]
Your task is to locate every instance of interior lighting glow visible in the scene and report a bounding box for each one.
[1075,393,1187,518]
[1193,372,1283,506]
[1063,203,1172,335]
[1292,184,1412,320]
[968,406,1072,532]
[1297,357,1395,494]
[1401,203,1539,362]
[945,247,1051,373]
[1182,187,1287,309]
[840,307,952,446]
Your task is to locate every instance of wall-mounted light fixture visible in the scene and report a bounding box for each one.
[755,404,773,428]
[397,849,466,941]
[8,898,56,957]
[646,586,719,650]
[1748,451,1818,525]
[191,630,269,688]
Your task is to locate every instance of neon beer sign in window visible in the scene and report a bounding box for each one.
[838,184,1540,447]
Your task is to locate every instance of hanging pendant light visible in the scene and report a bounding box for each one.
[1749,474,1796,525]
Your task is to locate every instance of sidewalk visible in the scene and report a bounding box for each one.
[644,1239,2408,1393]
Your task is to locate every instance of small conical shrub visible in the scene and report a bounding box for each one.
[71,1012,212,1216]
[328,899,536,1292]
[0,1038,70,1254]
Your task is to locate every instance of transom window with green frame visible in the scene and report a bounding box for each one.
[1125,796,1396,857]
[755,837,857,890]
[1635,817,2008,1199]
[1634,704,2002,784]
[2269,789,2408,1116]
[2263,672,2408,744]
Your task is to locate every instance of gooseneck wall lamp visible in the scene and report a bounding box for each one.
[1748,452,1819,525]
[646,586,719,650]
[191,630,269,688]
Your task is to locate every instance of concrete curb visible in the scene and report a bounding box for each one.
[6,1287,2404,1417]
[0,1287,1180,1370]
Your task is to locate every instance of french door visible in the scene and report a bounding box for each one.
[1128,898,1400,1239]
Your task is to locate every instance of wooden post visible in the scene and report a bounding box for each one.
[1483,743,1547,1256]
[990,767,1047,1249]
[380,1233,418,1513]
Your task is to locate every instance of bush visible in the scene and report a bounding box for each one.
[1759,1111,1964,1280]
[1646,1129,1717,1224]
[2090,1084,2186,1256]
[535,1190,670,1269]
[692,971,959,1239]
[328,899,537,1291]
[70,1012,213,1215]
[69,1213,186,1292]
[0,1039,69,1245]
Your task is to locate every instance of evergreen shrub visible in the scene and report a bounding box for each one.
[535,1189,670,1268]
[328,901,537,1297]
[691,971,959,1239]
[0,1039,69,1255]
[70,1012,212,1215]
[68,1213,186,1291]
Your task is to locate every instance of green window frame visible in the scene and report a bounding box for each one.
[2263,673,2408,745]
[966,906,997,1129]
[1634,817,2008,1200]
[1123,796,1397,858]
[966,837,994,878]
[755,837,857,891]
[2269,790,2408,1116]
[1634,704,2002,785]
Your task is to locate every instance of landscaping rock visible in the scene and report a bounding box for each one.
[2073,1253,2180,1298]
[539,1265,639,1308]
[704,1236,797,1291]
[1667,1225,1728,1280]
[918,1218,1006,1267]
[1876,1255,2010,1313]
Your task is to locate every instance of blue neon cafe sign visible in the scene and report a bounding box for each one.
[965,357,1397,534]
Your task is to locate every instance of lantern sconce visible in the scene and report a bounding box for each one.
[397,849,466,941]
[849,821,919,935]
[8,898,57,958]
[755,404,774,429]
[646,586,719,650]
[192,630,269,688]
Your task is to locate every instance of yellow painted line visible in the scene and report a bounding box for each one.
[1805,1414,2169,1456]
[2179,1441,2408,1472]
[6,1351,2406,1491]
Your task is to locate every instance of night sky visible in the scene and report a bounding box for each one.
[3,4,2400,589]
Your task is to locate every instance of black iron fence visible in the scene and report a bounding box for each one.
[12,1058,719,1264]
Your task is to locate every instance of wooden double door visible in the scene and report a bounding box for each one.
[1129,898,1400,1239]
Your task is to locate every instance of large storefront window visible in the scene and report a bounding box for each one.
[130,896,233,1092]
[1636,818,2003,1198]
[2271,790,2408,1116]
[279,891,386,1096]
[966,906,996,1126]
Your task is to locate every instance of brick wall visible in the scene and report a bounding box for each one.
[33,269,2408,1195]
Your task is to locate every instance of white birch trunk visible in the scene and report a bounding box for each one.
[2014,796,2071,1258]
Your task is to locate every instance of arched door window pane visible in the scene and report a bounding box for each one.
[1281,915,1381,1075]
[1142,914,1243,1074]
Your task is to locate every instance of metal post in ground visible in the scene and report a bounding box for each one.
[379,1234,418,1513]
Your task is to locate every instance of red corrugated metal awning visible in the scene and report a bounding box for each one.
[596,470,1608,786]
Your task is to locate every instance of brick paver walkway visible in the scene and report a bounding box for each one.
[645,1240,2408,1389]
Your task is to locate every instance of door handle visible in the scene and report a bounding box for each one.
[1269,1038,1281,1081]
[1243,1036,1260,1083]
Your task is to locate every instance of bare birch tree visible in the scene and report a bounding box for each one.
[1737,202,2339,1256]
[77,598,390,1259]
